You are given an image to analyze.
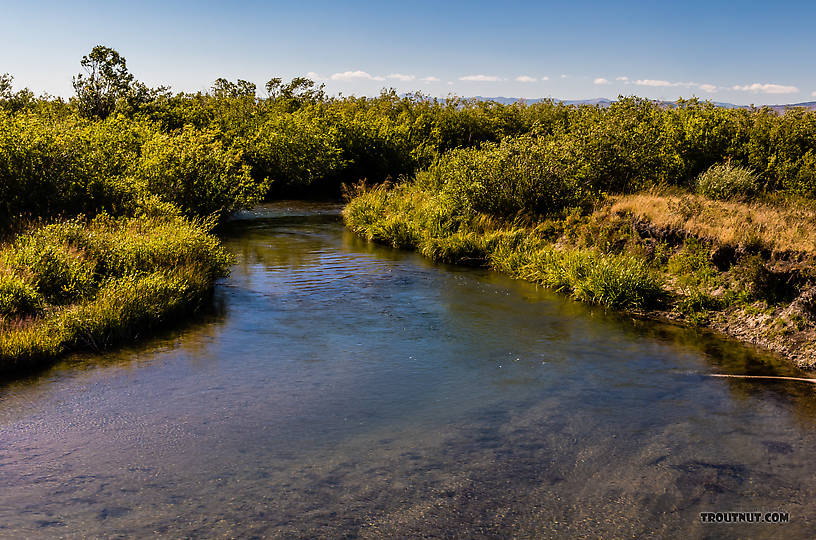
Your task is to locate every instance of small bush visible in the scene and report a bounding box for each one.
[676,287,723,325]
[0,113,146,228]
[668,238,716,281]
[734,254,769,295]
[246,112,345,195]
[418,135,584,220]
[0,272,41,318]
[11,235,97,305]
[695,162,760,200]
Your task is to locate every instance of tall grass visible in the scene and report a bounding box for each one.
[343,184,665,310]
[0,213,231,373]
[695,162,761,201]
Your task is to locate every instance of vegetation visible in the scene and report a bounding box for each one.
[695,161,761,201]
[344,183,665,310]
[5,44,816,368]
[0,213,230,372]
[342,118,816,365]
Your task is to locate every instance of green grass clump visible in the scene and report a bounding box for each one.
[0,213,231,373]
[344,184,665,310]
[420,233,488,265]
[668,238,718,285]
[0,271,42,318]
[10,233,98,305]
[695,162,761,201]
[57,270,208,352]
[519,247,665,310]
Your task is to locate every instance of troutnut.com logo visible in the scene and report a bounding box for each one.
[700,512,789,524]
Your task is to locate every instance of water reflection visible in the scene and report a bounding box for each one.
[0,201,815,537]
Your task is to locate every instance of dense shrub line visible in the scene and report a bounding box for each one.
[4,78,816,224]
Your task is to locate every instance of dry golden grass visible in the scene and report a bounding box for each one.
[610,193,816,255]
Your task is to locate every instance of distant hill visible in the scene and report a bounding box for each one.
[471,96,816,112]
[470,96,612,106]
[772,101,816,112]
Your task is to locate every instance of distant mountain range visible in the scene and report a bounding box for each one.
[471,96,816,112]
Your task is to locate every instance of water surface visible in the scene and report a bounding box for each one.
[1,202,815,538]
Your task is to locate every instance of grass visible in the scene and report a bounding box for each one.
[343,184,665,310]
[0,212,231,373]
[343,182,816,326]
[498,242,665,310]
[695,162,761,201]
[610,192,816,255]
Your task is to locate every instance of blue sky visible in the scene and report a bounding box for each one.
[2,0,815,104]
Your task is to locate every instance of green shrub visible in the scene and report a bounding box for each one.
[0,272,41,318]
[246,111,345,195]
[695,162,761,200]
[0,113,147,229]
[135,127,265,218]
[11,234,97,305]
[668,238,716,279]
[676,287,723,325]
[417,135,583,220]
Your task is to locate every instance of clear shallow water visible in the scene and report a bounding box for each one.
[1,202,815,538]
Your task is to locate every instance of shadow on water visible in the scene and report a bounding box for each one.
[2,201,816,538]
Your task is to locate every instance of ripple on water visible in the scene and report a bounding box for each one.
[0,202,815,537]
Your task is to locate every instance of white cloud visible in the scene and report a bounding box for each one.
[613,76,720,93]
[636,79,680,87]
[459,74,502,82]
[560,74,568,79]
[583,75,802,96]
[420,76,440,82]
[515,75,537,83]
[387,73,415,81]
[634,79,709,90]
[732,83,799,94]
[306,71,323,80]
[812,90,816,97]
[330,70,385,81]
[541,76,550,81]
